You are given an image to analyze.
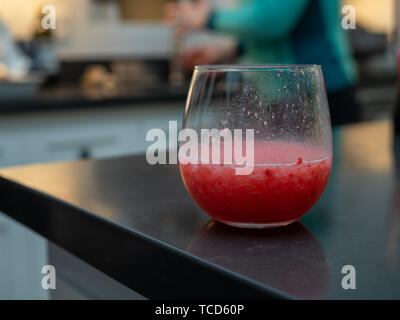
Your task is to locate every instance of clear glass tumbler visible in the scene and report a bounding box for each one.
[179,65,332,228]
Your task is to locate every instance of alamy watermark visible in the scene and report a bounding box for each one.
[41,5,56,30]
[341,265,356,290]
[146,121,255,175]
[341,5,356,30]
[41,265,56,290]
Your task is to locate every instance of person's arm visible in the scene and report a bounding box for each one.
[208,0,311,41]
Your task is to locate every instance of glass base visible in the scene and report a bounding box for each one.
[216,219,298,229]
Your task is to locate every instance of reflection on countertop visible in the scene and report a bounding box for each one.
[187,220,329,299]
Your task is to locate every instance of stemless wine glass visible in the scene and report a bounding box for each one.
[179,65,332,228]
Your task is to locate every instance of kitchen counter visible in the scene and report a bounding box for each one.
[0,120,399,299]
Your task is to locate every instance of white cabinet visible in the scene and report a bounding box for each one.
[0,101,184,298]
[0,128,27,167]
[0,213,49,299]
[0,102,184,167]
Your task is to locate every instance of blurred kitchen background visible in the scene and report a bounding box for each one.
[0,0,397,169]
[0,0,398,300]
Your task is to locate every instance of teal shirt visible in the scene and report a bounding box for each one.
[208,0,357,93]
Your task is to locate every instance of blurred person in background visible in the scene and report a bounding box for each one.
[165,0,360,126]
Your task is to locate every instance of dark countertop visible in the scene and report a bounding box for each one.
[0,120,399,299]
[0,84,187,114]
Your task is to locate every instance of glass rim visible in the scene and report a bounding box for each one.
[195,64,321,72]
